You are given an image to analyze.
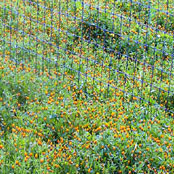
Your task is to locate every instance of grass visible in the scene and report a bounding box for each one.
[0,0,174,173]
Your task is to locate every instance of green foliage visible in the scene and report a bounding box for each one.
[0,0,174,173]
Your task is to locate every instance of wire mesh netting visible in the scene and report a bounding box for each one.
[1,0,173,114]
[0,0,174,173]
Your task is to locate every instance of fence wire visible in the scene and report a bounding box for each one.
[0,0,174,115]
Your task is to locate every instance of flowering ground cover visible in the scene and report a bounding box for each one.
[0,0,174,173]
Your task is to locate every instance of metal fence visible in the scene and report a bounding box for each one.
[1,0,174,115]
